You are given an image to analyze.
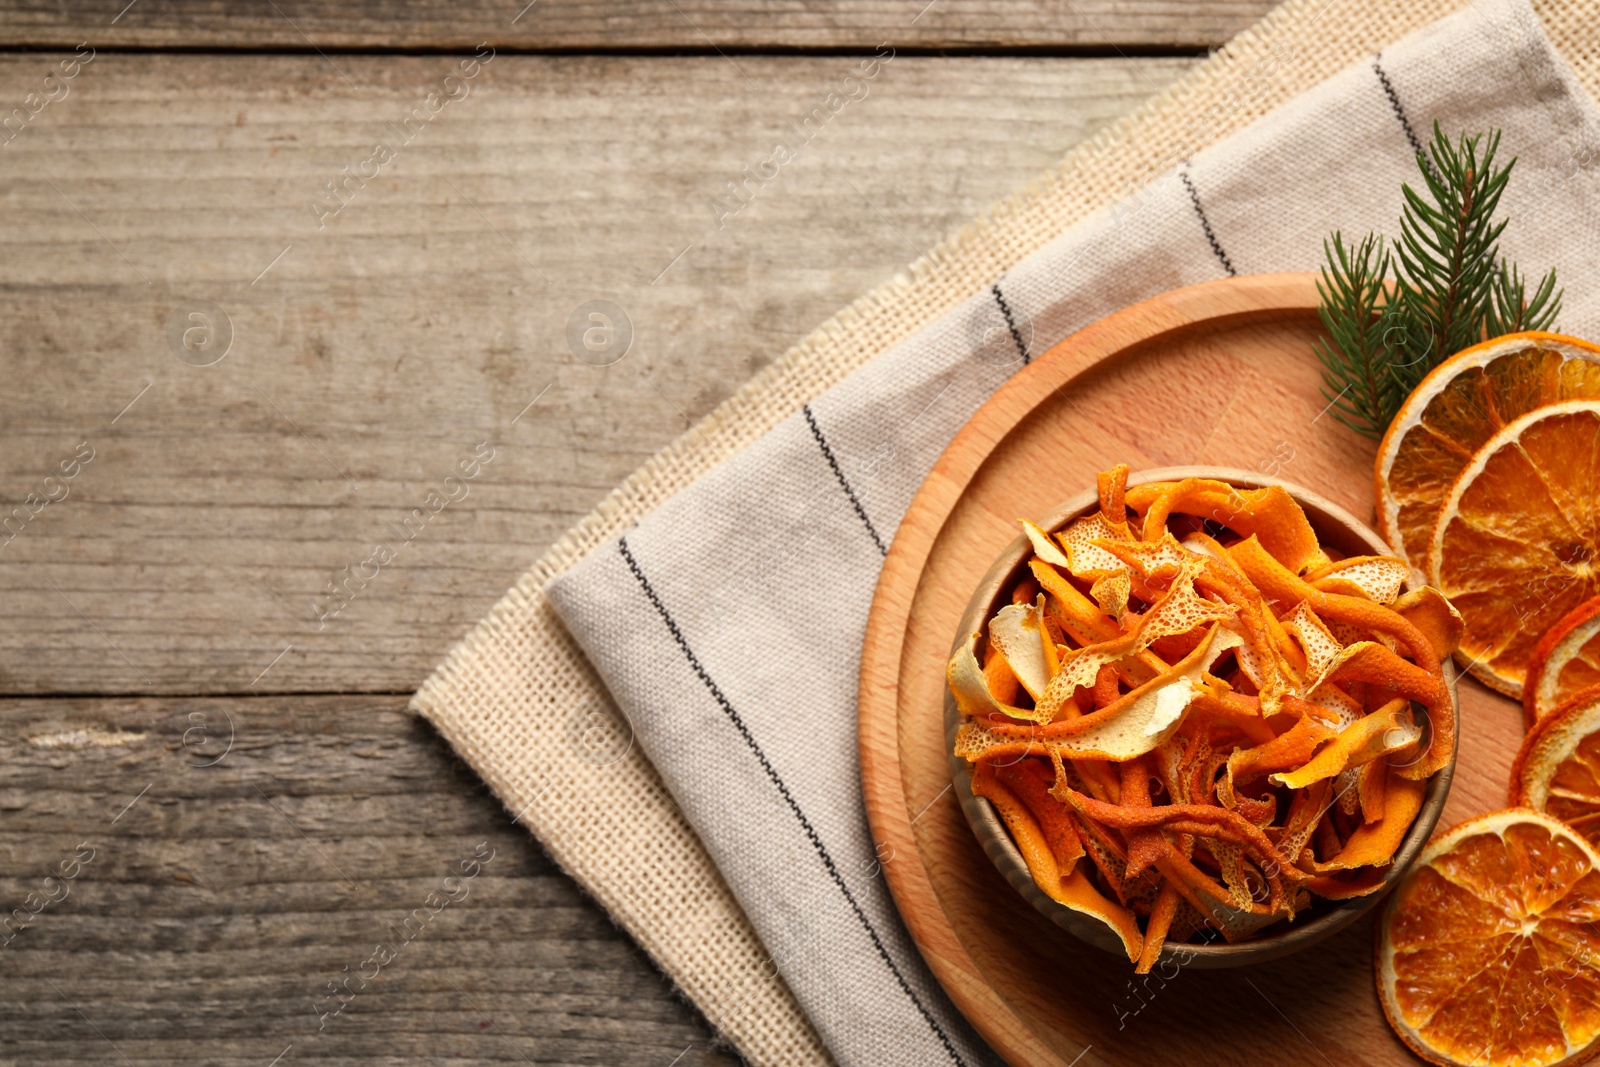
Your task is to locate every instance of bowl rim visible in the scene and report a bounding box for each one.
[945,465,1458,968]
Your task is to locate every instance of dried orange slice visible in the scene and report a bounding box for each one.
[1376,332,1600,577]
[1511,687,1600,847]
[1527,597,1600,727]
[1377,809,1600,1067]
[1428,400,1600,697]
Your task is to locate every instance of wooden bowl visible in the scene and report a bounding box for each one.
[946,465,1458,968]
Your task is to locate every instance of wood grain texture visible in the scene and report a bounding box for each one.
[0,10,1271,1065]
[0,50,1191,697]
[0,1,1273,51]
[0,693,740,1066]
[857,275,1522,1066]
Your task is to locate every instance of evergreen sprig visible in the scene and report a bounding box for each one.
[1314,233,1403,440]
[1314,123,1562,438]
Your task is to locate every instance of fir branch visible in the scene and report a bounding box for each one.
[1314,122,1562,437]
[1387,125,1510,393]
[1314,233,1401,439]
[1487,260,1562,336]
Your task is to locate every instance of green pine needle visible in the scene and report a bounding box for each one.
[1315,123,1562,438]
[1487,261,1562,336]
[1314,233,1401,440]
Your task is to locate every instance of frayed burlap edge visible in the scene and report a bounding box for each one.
[411,3,1600,1064]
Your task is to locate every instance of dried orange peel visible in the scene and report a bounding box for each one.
[950,466,1457,969]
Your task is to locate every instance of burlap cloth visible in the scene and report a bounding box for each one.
[412,2,1600,1064]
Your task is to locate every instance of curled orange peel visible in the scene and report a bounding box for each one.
[1057,512,1131,577]
[1053,786,1307,883]
[1358,759,1387,824]
[1096,533,1195,581]
[1152,849,1291,943]
[953,469,1449,958]
[988,600,1053,701]
[1269,698,1419,790]
[981,639,1020,705]
[1036,561,1234,715]
[1186,690,1275,744]
[956,626,1242,762]
[1311,769,1424,872]
[1097,463,1130,527]
[1281,601,1343,682]
[1229,537,1441,673]
[1304,866,1388,899]
[1031,560,1165,686]
[1126,479,1331,575]
[991,760,1084,876]
[1227,715,1337,785]
[1020,518,1071,569]
[1230,537,1454,778]
[1134,883,1181,974]
[1308,682,1364,729]
[1391,587,1464,662]
[972,762,1142,961]
[1195,560,1300,713]
[1305,555,1411,604]
[1090,569,1132,622]
[946,643,1040,724]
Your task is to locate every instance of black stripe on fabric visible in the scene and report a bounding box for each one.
[1179,167,1237,276]
[617,536,968,1067]
[802,403,887,557]
[1373,55,1432,177]
[990,283,1030,364]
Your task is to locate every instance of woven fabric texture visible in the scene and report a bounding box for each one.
[412,3,1600,1065]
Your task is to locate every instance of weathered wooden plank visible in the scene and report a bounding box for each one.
[0,1,1270,51]
[0,694,740,1066]
[0,50,1192,695]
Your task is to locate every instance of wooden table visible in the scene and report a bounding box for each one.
[0,4,1269,1063]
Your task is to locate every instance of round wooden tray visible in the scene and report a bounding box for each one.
[857,273,1524,1067]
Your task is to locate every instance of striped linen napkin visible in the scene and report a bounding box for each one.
[545,3,1600,1063]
